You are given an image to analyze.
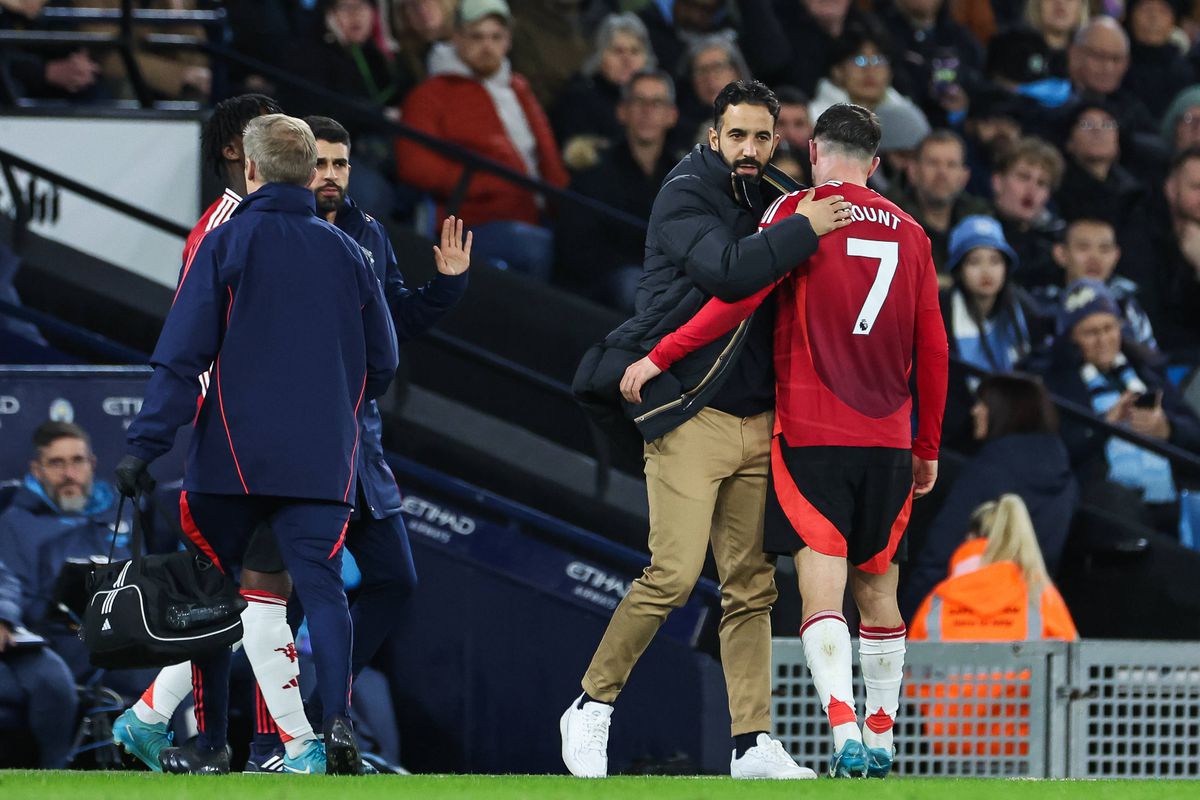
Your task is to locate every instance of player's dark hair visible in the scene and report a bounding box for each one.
[812,103,881,160]
[975,373,1059,439]
[1061,215,1115,242]
[713,80,779,132]
[32,420,91,452]
[201,94,284,178]
[304,115,352,149]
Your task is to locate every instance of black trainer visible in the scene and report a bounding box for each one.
[159,740,232,774]
[323,716,362,775]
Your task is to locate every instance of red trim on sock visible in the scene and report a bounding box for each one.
[800,611,846,637]
[828,697,857,727]
[866,709,894,734]
[240,589,288,606]
[140,681,156,710]
[859,624,906,640]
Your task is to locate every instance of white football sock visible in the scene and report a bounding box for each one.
[800,611,860,750]
[132,661,192,725]
[239,590,315,757]
[859,624,906,753]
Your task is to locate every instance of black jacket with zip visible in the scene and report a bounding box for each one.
[573,145,819,444]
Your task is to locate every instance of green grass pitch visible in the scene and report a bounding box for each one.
[1,772,1198,800]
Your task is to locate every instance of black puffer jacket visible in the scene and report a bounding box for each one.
[574,145,818,443]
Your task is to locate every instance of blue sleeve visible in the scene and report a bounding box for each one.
[361,253,400,400]
[127,237,225,464]
[383,233,467,342]
[0,557,23,628]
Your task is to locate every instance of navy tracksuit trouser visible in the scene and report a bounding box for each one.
[180,491,352,749]
[304,507,417,723]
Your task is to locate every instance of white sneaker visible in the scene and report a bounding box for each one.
[560,693,613,778]
[731,733,818,779]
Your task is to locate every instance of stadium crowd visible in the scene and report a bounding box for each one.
[3,0,1200,777]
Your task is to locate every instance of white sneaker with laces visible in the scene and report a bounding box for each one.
[560,693,613,778]
[731,733,818,779]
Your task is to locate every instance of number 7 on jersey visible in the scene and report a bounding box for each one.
[847,237,899,336]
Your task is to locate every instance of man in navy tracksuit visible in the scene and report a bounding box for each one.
[115,114,399,775]
[296,116,469,730]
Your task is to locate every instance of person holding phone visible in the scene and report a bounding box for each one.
[1039,279,1200,536]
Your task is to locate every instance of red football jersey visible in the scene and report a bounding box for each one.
[176,187,241,304]
[649,183,948,458]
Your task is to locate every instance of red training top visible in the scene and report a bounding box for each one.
[649,183,949,459]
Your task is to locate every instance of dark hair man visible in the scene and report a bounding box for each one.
[565,80,853,780]
[114,114,399,775]
[628,103,949,779]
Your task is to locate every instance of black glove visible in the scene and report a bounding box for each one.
[114,455,156,498]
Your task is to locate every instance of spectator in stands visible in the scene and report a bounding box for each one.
[890,130,991,274]
[874,0,982,126]
[772,87,812,183]
[638,0,732,83]
[961,89,1025,199]
[1040,279,1200,536]
[1160,85,1200,154]
[1032,218,1158,351]
[92,0,212,102]
[737,0,868,97]
[1054,99,1146,231]
[676,34,749,144]
[509,0,589,108]
[0,422,140,687]
[990,137,1064,288]
[872,100,932,196]
[1122,0,1194,120]
[553,13,655,170]
[0,1,104,102]
[941,215,1041,377]
[390,0,456,83]
[901,376,1076,620]
[0,556,78,768]
[556,69,679,310]
[808,24,930,151]
[286,0,409,116]
[1067,16,1157,137]
[1144,147,1200,356]
[1025,0,1088,78]
[909,494,1078,641]
[397,0,569,280]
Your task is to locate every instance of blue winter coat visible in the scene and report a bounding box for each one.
[334,197,466,518]
[0,479,131,621]
[127,183,399,503]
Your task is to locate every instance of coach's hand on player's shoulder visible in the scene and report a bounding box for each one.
[912,456,938,498]
[433,216,472,276]
[620,357,663,404]
[793,189,853,236]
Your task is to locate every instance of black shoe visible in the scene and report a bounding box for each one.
[323,716,362,775]
[159,739,231,774]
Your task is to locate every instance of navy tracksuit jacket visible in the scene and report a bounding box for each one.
[127,183,399,501]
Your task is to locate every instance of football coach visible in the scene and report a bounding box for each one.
[115,113,399,775]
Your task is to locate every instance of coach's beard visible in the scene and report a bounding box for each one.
[730,157,764,183]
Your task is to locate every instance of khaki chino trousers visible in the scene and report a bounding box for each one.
[582,407,778,735]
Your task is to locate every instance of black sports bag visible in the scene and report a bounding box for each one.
[82,494,246,669]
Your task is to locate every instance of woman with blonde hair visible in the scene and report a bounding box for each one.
[909,494,1078,641]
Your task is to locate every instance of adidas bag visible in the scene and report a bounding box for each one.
[82,494,247,669]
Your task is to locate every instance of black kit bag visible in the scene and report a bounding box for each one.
[82,493,247,669]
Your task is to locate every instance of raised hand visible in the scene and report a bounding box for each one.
[433,216,472,276]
